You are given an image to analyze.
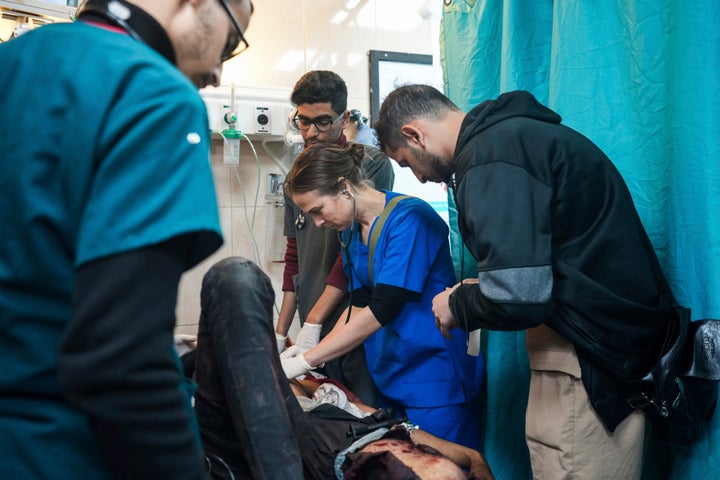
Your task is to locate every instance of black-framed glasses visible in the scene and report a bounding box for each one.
[291,112,344,132]
[217,0,250,61]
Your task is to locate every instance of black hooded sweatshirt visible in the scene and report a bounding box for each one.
[448,90,672,430]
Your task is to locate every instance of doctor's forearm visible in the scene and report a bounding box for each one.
[305,284,346,325]
[303,308,379,366]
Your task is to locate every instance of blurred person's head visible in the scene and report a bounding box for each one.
[135,0,253,88]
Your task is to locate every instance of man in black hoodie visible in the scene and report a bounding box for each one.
[375,86,672,479]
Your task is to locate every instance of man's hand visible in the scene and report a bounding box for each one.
[432,287,459,339]
[294,323,322,351]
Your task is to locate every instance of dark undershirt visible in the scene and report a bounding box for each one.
[57,235,206,478]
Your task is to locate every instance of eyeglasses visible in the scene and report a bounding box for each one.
[291,112,344,132]
[217,0,250,61]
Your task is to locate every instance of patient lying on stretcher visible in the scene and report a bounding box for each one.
[289,374,493,479]
[191,257,494,480]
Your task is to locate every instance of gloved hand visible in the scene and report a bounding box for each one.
[275,332,288,354]
[281,348,314,379]
[294,323,322,351]
[280,344,304,360]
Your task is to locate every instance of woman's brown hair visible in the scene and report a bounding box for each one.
[284,143,367,197]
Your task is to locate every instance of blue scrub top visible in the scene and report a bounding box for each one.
[341,191,484,407]
[0,21,222,478]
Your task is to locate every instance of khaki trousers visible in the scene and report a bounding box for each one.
[525,325,645,480]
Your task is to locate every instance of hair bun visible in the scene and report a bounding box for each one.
[347,143,365,167]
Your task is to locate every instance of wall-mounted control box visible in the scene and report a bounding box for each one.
[202,86,292,137]
[255,106,271,134]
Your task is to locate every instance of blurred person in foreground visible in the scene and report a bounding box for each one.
[0,0,253,478]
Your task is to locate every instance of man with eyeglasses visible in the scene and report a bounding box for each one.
[275,71,394,407]
[0,0,252,478]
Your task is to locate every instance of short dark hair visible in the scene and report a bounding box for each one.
[290,70,348,114]
[375,84,460,151]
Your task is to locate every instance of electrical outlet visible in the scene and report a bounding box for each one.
[255,106,271,134]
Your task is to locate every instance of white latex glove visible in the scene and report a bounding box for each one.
[294,323,322,351]
[280,344,303,360]
[281,351,313,379]
[275,332,287,354]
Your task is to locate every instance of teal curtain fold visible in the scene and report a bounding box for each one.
[441,1,720,478]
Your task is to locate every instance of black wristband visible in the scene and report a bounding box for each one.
[449,285,463,330]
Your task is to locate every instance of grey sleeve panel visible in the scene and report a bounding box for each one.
[478,265,553,303]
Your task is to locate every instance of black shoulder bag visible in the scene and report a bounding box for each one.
[627,250,720,448]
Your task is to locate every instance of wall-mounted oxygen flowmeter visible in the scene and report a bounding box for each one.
[201,85,292,137]
[222,104,242,166]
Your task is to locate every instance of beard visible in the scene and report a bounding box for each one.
[410,146,454,184]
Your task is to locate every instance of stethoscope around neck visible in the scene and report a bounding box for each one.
[295,187,358,323]
[338,220,357,324]
[294,212,306,230]
[336,189,358,324]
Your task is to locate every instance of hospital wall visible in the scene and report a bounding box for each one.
[174,0,439,337]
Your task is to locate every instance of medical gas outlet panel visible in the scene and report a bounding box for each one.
[202,85,292,137]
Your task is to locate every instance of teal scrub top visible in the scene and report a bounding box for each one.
[0,21,222,478]
[342,192,484,407]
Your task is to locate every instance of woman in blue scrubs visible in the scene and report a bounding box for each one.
[282,143,485,449]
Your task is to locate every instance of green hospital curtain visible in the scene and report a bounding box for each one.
[440,1,720,479]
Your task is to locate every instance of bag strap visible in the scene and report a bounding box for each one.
[368,195,411,287]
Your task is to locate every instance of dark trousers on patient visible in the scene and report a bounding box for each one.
[193,257,364,480]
